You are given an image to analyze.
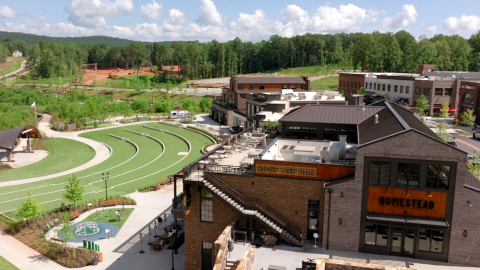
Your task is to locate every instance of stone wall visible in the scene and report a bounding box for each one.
[236,244,255,270]
[213,222,235,270]
[316,259,415,270]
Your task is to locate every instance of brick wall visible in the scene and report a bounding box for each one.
[216,173,326,241]
[236,244,256,270]
[184,184,242,270]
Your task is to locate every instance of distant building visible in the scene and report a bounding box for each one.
[160,65,181,75]
[12,51,22,57]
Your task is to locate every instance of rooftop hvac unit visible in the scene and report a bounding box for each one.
[281,145,289,150]
[289,145,296,150]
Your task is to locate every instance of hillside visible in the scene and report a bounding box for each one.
[0,31,135,47]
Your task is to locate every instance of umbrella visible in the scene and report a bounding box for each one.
[449,108,457,112]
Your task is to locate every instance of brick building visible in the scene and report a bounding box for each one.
[211,76,310,127]
[338,72,367,96]
[458,80,480,125]
[173,101,480,269]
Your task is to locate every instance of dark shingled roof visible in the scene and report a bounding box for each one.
[279,104,384,124]
[0,125,41,150]
[358,101,440,144]
[234,77,307,84]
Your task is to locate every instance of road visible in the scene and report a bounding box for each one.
[0,60,29,81]
[455,134,480,154]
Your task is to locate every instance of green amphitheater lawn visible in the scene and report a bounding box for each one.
[0,255,19,270]
[0,123,211,215]
[81,208,134,228]
[0,138,95,182]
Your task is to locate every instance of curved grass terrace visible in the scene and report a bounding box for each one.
[0,138,95,182]
[0,123,212,215]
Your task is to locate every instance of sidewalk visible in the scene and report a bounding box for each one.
[0,184,185,270]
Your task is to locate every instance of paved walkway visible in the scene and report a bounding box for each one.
[0,185,185,270]
[0,139,48,168]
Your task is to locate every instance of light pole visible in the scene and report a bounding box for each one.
[102,172,109,200]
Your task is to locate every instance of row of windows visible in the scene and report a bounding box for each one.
[368,161,450,190]
[415,87,453,96]
[340,80,361,88]
[238,84,305,90]
[365,82,411,94]
[365,224,444,253]
[286,126,357,133]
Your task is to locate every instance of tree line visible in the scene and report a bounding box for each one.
[1,30,480,80]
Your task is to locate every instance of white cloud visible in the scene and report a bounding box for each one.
[428,26,437,35]
[310,4,366,33]
[163,9,186,32]
[380,4,417,30]
[141,0,162,20]
[0,6,15,19]
[444,15,480,33]
[230,9,278,40]
[195,0,223,26]
[65,0,134,28]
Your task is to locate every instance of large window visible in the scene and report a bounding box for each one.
[435,88,443,96]
[423,88,431,96]
[426,165,450,190]
[202,242,213,270]
[397,163,420,188]
[382,84,386,91]
[394,85,398,92]
[200,189,213,222]
[259,85,265,90]
[415,87,422,95]
[248,85,254,90]
[377,83,381,91]
[291,85,297,89]
[281,85,287,89]
[444,88,453,96]
[238,85,244,90]
[400,85,404,93]
[406,86,410,94]
[368,161,391,185]
[387,85,391,92]
[365,224,388,247]
[419,229,444,253]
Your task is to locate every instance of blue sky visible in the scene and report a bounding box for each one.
[0,0,479,42]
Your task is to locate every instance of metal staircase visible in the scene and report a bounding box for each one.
[202,171,302,246]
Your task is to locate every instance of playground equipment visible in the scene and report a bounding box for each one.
[75,222,100,236]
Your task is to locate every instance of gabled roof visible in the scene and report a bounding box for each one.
[358,101,440,145]
[233,76,307,85]
[279,104,383,124]
[0,125,41,150]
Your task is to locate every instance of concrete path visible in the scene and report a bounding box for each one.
[0,184,185,270]
[0,139,48,168]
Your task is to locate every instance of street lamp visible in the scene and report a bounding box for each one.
[102,172,110,200]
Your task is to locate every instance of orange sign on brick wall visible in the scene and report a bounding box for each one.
[367,187,447,219]
[254,160,355,180]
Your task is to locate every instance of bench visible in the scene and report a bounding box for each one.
[103,199,118,207]
[70,211,80,220]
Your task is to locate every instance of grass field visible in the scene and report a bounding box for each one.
[0,123,211,215]
[0,138,95,182]
[310,76,339,91]
[256,65,348,77]
[0,255,19,270]
[82,208,134,228]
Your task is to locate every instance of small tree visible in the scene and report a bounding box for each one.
[383,92,390,101]
[415,95,428,116]
[56,212,75,249]
[460,109,476,126]
[437,122,452,142]
[440,101,450,119]
[63,174,84,208]
[17,191,43,223]
[357,87,365,95]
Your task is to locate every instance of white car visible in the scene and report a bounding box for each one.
[474,130,480,139]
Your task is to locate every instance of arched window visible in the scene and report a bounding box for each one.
[462,92,474,112]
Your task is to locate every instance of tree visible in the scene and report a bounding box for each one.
[357,87,365,95]
[415,95,428,116]
[17,192,43,222]
[56,212,75,249]
[437,122,452,142]
[440,101,450,119]
[460,109,476,126]
[130,99,149,113]
[129,41,148,85]
[63,174,84,208]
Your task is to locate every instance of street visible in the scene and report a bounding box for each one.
[455,134,480,155]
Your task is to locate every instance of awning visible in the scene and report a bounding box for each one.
[366,215,450,228]
[449,108,457,112]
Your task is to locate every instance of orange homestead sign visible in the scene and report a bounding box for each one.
[367,187,447,219]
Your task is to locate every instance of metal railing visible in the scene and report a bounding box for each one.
[204,171,302,239]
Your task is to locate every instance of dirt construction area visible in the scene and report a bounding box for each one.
[82,68,155,85]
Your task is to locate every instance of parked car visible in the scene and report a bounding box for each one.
[447,141,458,148]
[473,130,480,139]
[228,126,243,134]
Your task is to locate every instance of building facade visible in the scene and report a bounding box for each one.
[179,101,480,269]
[364,75,416,105]
[458,81,480,125]
[338,72,366,96]
[413,77,458,116]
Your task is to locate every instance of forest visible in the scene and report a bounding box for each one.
[0,30,479,82]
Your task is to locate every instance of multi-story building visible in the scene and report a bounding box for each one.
[211,76,311,127]
[364,74,417,105]
[458,80,480,125]
[338,72,366,96]
[174,101,480,269]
